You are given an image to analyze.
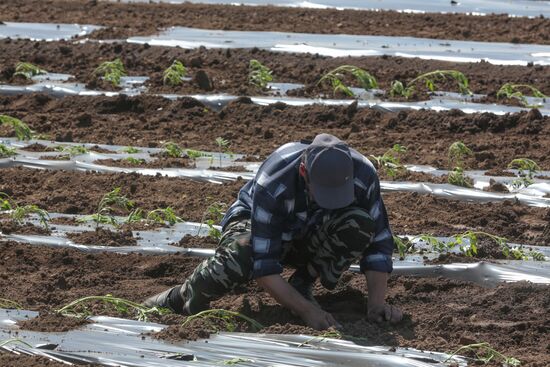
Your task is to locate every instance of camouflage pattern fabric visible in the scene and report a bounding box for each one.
[177,206,375,314]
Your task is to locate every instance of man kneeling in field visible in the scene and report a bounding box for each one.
[144,133,402,329]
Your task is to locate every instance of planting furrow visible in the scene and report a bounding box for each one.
[2,1,550,44]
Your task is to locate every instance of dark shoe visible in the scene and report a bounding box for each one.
[142,287,177,312]
[288,271,320,308]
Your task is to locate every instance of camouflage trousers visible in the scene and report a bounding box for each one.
[170,206,375,315]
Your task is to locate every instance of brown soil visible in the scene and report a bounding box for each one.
[0,353,73,367]
[1,40,549,99]
[66,228,137,247]
[484,179,510,193]
[19,143,56,152]
[175,235,218,249]
[0,168,548,246]
[38,155,70,160]
[425,253,480,264]
[0,221,50,235]
[49,217,79,226]
[2,242,548,366]
[94,157,193,169]
[1,1,549,44]
[1,95,549,170]
[16,311,89,332]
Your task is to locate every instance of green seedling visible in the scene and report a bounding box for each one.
[13,62,47,79]
[163,142,184,158]
[417,234,450,253]
[390,70,471,98]
[163,60,187,86]
[125,157,145,165]
[78,187,134,228]
[393,235,414,259]
[0,143,17,158]
[147,207,183,226]
[445,342,520,366]
[57,295,169,322]
[318,65,378,97]
[508,158,540,189]
[122,146,141,154]
[0,298,22,309]
[0,193,50,230]
[215,137,232,168]
[199,201,226,240]
[248,59,273,89]
[219,357,254,365]
[55,145,89,157]
[447,141,473,188]
[182,308,263,333]
[125,208,144,223]
[298,330,342,348]
[497,83,547,107]
[369,144,407,178]
[94,58,127,87]
[0,115,33,140]
[530,251,545,261]
[186,149,211,167]
[0,338,33,348]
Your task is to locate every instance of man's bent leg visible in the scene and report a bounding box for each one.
[306,207,375,289]
[143,220,253,315]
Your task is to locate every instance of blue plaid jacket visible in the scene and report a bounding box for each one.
[221,141,395,278]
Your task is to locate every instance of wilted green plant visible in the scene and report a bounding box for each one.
[125,157,145,165]
[0,115,33,140]
[13,62,47,79]
[450,231,514,258]
[57,295,169,322]
[55,145,89,157]
[186,149,211,167]
[215,137,232,167]
[79,187,134,227]
[393,235,414,259]
[220,357,255,365]
[0,298,22,309]
[147,207,183,226]
[199,201,226,240]
[445,342,520,366]
[417,234,450,253]
[447,141,473,188]
[318,65,378,97]
[530,251,545,261]
[163,142,184,158]
[182,308,263,333]
[369,144,407,178]
[122,146,141,154]
[497,83,547,107]
[298,330,342,348]
[125,208,144,223]
[163,60,187,86]
[0,143,17,158]
[94,58,127,86]
[390,70,471,98]
[248,59,273,89]
[508,158,540,189]
[0,193,50,230]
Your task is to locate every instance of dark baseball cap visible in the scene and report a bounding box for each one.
[304,133,354,209]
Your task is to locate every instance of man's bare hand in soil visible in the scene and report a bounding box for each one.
[367,303,403,323]
[300,304,341,330]
[365,270,403,324]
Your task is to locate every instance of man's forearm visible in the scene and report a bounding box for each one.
[256,274,313,316]
[365,270,388,306]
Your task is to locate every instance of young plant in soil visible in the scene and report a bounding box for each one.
[0,338,33,348]
[199,201,226,240]
[55,144,89,157]
[390,70,471,98]
[124,157,145,165]
[298,330,342,347]
[318,65,378,97]
[181,308,264,333]
[122,146,141,154]
[0,298,22,309]
[0,143,17,158]
[163,142,184,158]
[369,144,407,178]
[508,158,540,189]
[146,207,183,226]
[248,59,273,90]
[79,187,134,227]
[0,115,33,140]
[94,58,127,87]
[445,342,520,366]
[57,295,169,322]
[447,141,473,188]
[163,60,187,86]
[215,137,232,167]
[0,192,50,230]
[393,235,414,259]
[13,61,47,79]
[186,149,211,167]
[497,83,548,107]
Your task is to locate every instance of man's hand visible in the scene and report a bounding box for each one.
[367,303,403,324]
[300,304,342,330]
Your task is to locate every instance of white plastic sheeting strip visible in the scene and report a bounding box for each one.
[0,309,467,367]
[117,0,550,18]
[0,22,101,41]
[127,27,550,66]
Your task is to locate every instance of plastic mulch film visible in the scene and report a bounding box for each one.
[0,309,469,367]
[116,0,550,18]
[0,22,101,41]
[127,27,550,66]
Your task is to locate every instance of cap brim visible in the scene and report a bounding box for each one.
[310,179,355,210]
